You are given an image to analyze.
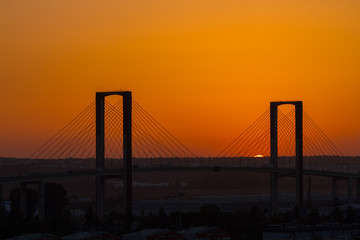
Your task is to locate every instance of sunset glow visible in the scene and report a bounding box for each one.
[0,1,360,157]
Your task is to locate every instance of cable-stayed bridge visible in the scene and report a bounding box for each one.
[0,91,358,229]
[7,99,346,172]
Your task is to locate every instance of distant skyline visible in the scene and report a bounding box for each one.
[1,0,359,157]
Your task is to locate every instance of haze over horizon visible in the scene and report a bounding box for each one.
[1,1,360,157]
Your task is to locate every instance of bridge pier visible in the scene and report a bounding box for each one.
[271,174,278,213]
[0,184,2,210]
[332,177,354,205]
[348,178,353,204]
[357,179,360,203]
[20,182,27,217]
[332,177,338,205]
[96,176,105,218]
[96,175,123,219]
[38,181,45,222]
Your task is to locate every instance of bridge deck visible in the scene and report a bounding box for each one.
[1,167,359,183]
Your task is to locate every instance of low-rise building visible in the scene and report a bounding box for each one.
[7,233,63,240]
[63,231,121,240]
[263,224,360,240]
[178,226,230,240]
[123,229,184,240]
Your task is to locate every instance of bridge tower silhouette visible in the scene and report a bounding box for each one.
[95,91,132,227]
[270,101,303,213]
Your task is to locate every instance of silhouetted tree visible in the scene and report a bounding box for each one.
[6,187,41,237]
[44,182,72,234]
[0,204,8,237]
[200,204,221,226]
[294,206,300,222]
[304,208,321,225]
[107,211,123,232]
[346,206,356,224]
[8,187,37,220]
[8,188,21,221]
[85,206,95,228]
[333,197,340,207]
[331,207,344,224]
[155,206,167,227]
[249,206,265,224]
[140,206,145,216]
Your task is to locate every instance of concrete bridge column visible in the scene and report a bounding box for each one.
[356,179,360,203]
[0,184,3,209]
[332,177,337,204]
[123,91,133,231]
[348,178,353,204]
[295,102,303,211]
[270,102,278,214]
[96,92,105,171]
[96,176,105,218]
[96,92,105,218]
[20,182,27,217]
[38,181,45,221]
[271,173,278,213]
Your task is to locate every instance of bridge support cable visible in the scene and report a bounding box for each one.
[45,105,95,160]
[133,112,173,159]
[278,110,295,152]
[234,110,270,158]
[29,103,94,159]
[230,110,270,166]
[104,101,124,164]
[218,109,270,158]
[106,101,164,160]
[304,115,333,157]
[133,101,196,158]
[106,100,186,161]
[218,103,342,212]
[277,110,296,168]
[305,111,342,155]
[276,109,339,171]
[54,109,96,160]
[303,111,343,172]
[133,105,177,158]
[218,106,344,173]
[280,110,319,170]
[217,108,300,168]
[28,103,96,171]
[28,96,195,173]
[233,114,270,167]
[303,116,330,171]
[105,101,153,160]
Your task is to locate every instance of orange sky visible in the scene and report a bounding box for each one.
[0,0,360,157]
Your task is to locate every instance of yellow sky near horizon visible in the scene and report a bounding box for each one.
[0,0,360,157]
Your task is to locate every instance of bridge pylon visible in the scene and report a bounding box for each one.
[96,91,132,230]
[270,101,303,214]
